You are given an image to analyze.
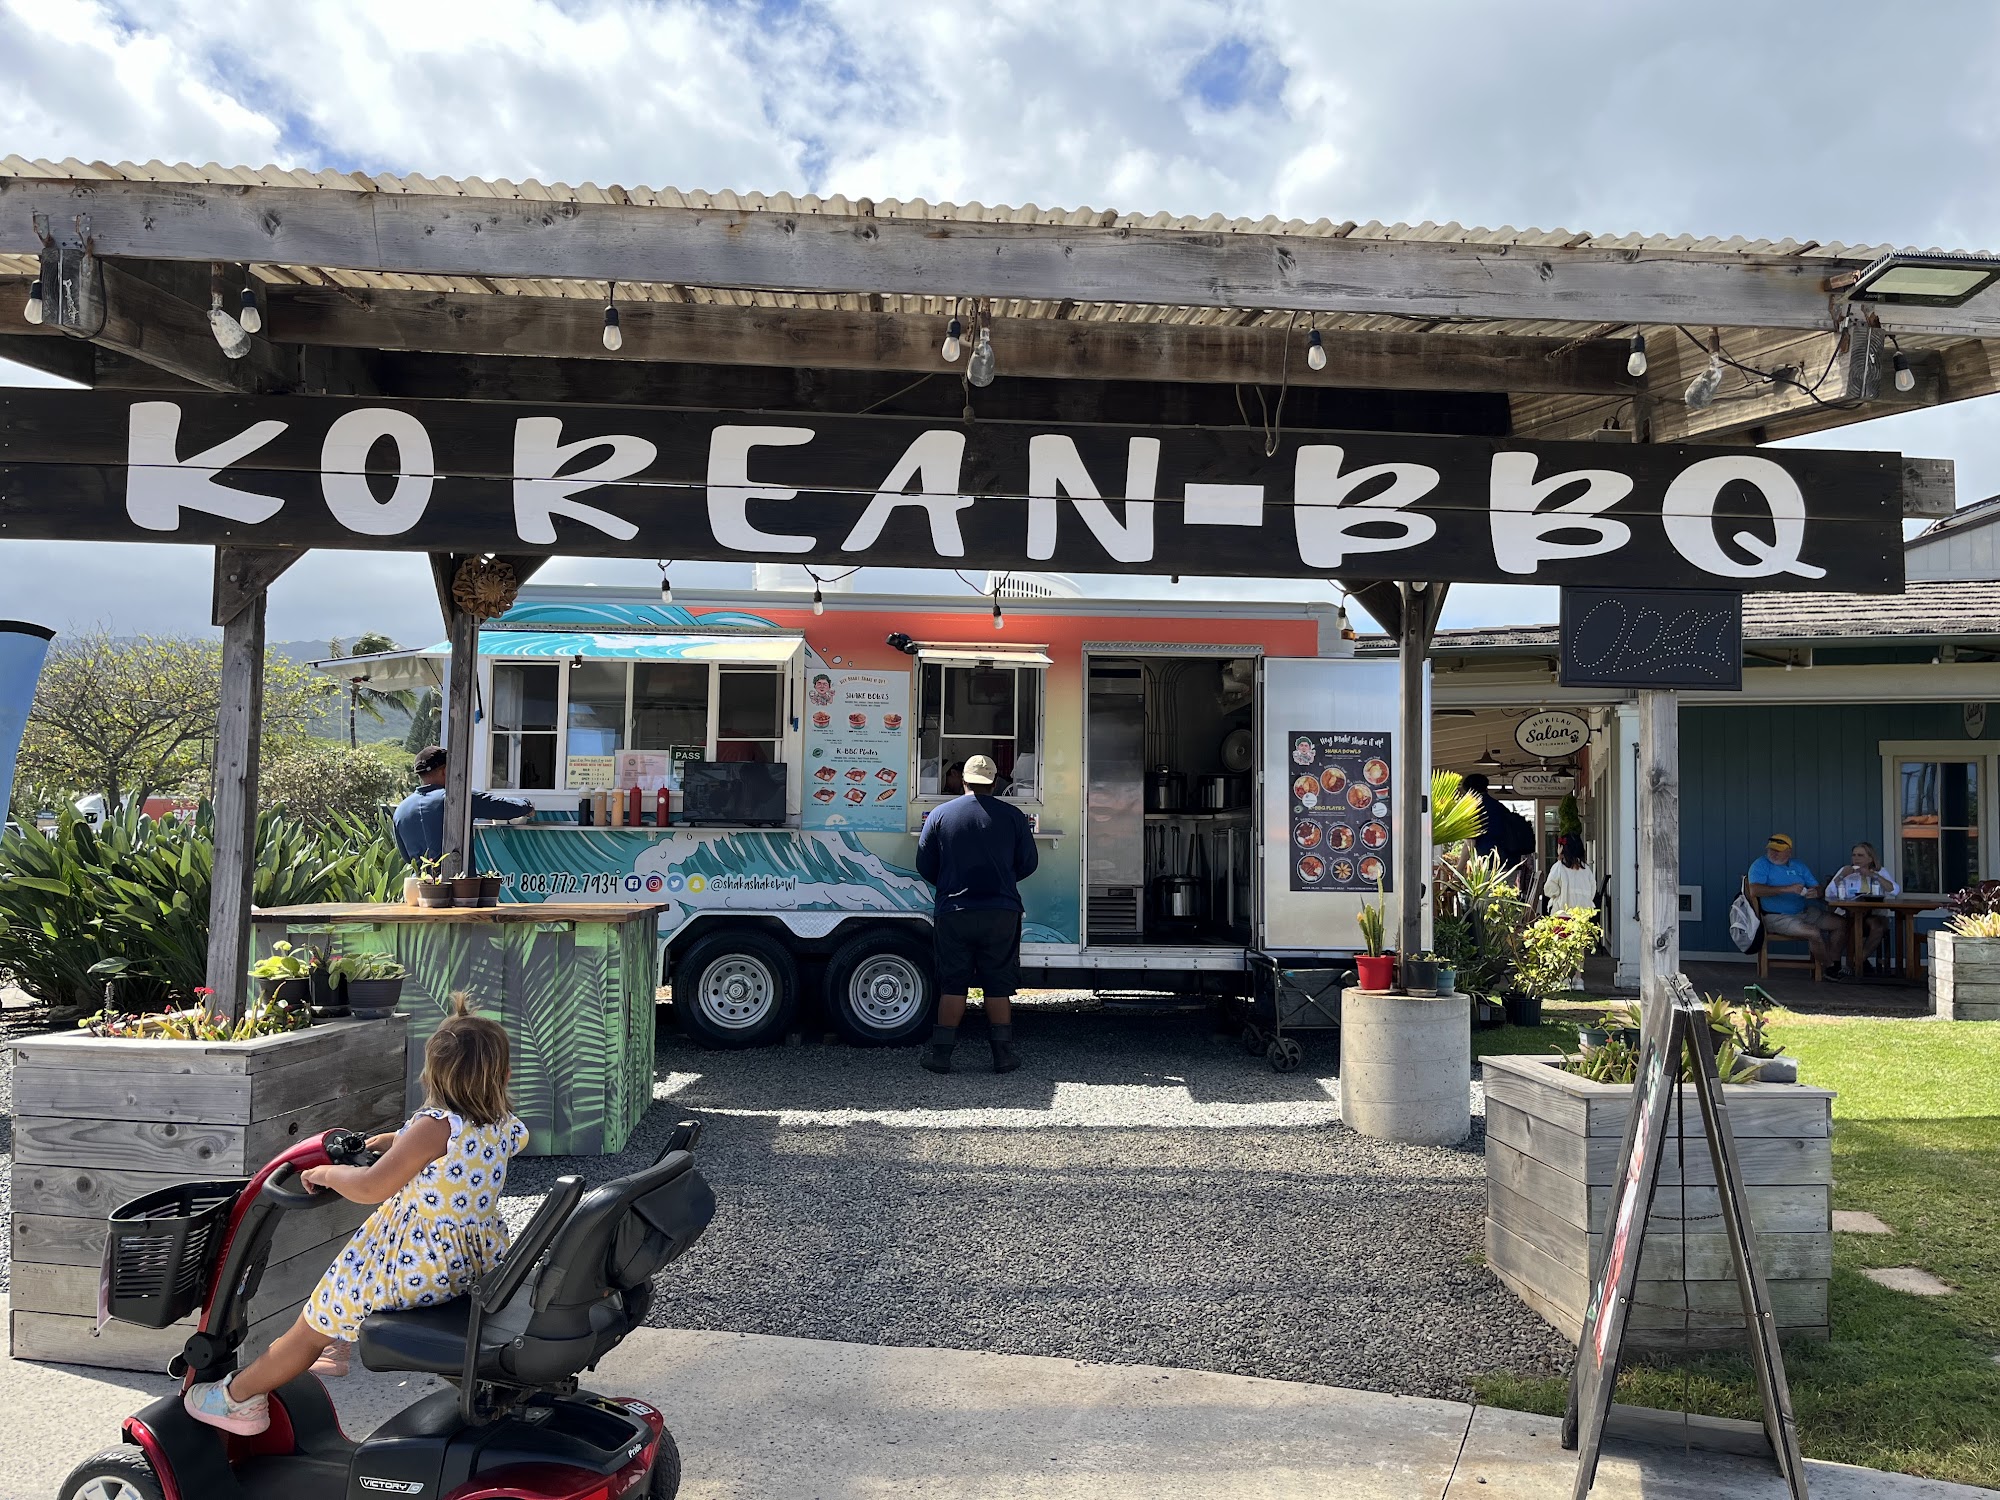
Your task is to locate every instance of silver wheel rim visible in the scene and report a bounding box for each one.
[697,954,778,1030]
[849,953,926,1030]
[78,1480,147,1500]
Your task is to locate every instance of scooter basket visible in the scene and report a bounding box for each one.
[103,1180,247,1328]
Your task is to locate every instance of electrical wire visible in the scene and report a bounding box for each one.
[1675,325,1844,409]
[858,371,944,415]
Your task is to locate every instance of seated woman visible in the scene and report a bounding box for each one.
[1824,841,1899,973]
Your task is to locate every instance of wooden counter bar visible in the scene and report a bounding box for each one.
[251,903,665,1156]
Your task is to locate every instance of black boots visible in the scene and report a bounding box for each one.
[921,1024,957,1073]
[989,1024,1020,1074]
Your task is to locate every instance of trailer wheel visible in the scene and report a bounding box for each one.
[674,931,799,1048]
[60,1450,166,1500]
[824,929,935,1045]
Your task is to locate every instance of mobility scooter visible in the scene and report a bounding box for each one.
[58,1120,715,1500]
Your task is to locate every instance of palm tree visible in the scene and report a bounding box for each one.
[327,632,419,748]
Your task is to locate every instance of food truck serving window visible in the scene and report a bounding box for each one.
[917,657,1045,801]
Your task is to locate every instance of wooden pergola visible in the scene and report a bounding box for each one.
[2,158,1986,1014]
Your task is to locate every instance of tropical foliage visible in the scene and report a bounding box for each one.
[325,632,421,747]
[1438,848,1530,998]
[261,739,413,827]
[79,985,312,1041]
[0,801,405,1009]
[1429,768,1486,848]
[1514,907,1601,1002]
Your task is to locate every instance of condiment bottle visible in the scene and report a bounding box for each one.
[593,789,610,827]
[628,785,644,827]
[610,786,626,827]
[578,795,594,827]
[656,786,672,828]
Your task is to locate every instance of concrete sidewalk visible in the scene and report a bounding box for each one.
[1,1311,1991,1500]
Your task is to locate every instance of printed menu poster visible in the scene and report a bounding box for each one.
[1287,730,1393,892]
[804,669,909,831]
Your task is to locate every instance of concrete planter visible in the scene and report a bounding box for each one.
[8,1018,407,1371]
[1930,930,2000,1020]
[1337,987,1471,1146]
[1481,1053,1833,1350]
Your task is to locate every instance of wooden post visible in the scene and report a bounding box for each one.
[206,546,303,1022]
[1637,688,1680,1012]
[1395,582,1442,958]
[429,555,478,878]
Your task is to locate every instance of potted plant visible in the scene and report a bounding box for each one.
[327,951,408,1019]
[477,868,505,907]
[450,871,486,907]
[402,864,423,906]
[1355,889,1395,992]
[1403,951,1440,997]
[413,854,453,909]
[248,940,317,1009]
[1435,960,1458,996]
[1732,995,1796,1082]
[1510,907,1600,1029]
[1932,882,2000,1020]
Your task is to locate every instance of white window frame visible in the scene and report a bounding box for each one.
[1878,739,1997,894]
[489,660,565,792]
[913,659,1048,806]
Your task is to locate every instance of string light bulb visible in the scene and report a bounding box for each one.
[24,278,44,326]
[1306,327,1327,372]
[658,568,672,605]
[1626,332,1647,378]
[967,326,996,387]
[812,583,825,616]
[941,315,963,362]
[602,302,623,353]
[237,285,262,335]
[992,592,1005,631]
[1893,351,1916,393]
[1336,598,1358,642]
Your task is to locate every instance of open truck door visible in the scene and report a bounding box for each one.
[1255,656,1415,954]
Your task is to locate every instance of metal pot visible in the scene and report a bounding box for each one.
[1146,767,1186,813]
[1155,874,1201,920]
[1197,773,1246,810]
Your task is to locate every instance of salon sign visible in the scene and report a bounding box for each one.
[0,392,1905,591]
[1514,710,1590,759]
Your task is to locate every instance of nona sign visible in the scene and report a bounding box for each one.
[0,392,1905,590]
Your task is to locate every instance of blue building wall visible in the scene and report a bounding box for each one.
[1677,700,1985,954]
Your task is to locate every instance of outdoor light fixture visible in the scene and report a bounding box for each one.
[22,278,43,326]
[992,594,1005,631]
[658,572,672,604]
[1335,598,1358,641]
[1684,351,1725,411]
[1893,350,1917,393]
[807,568,827,615]
[602,284,623,352]
[941,315,963,362]
[1306,327,1327,372]
[1473,746,1504,769]
[1839,251,2000,309]
[967,325,996,387]
[570,654,584,670]
[237,285,262,335]
[1626,332,1647,378]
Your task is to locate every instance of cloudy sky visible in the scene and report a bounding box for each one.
[4,0,1999,645]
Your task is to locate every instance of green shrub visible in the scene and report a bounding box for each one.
[0,801,405,1009]
[261,740,411,827]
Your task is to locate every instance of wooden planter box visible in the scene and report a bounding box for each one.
[1482,1053,1834,1351]
[8,1018,407,1371]
[1930,931,2000,1020]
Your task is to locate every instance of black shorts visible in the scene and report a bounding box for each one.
[934,908,1023,996]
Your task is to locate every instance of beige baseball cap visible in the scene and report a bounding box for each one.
[963,754,999,786]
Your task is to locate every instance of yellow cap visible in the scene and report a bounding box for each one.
[1767,833,1793,850]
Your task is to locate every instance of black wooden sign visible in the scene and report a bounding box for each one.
[0,391,1904,591]
[1559,587,1745,691]
[1564,978,1806,1499]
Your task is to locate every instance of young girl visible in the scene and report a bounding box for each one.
[185,994,529,1435]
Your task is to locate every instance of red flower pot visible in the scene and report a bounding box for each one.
[1355,953,1396,992]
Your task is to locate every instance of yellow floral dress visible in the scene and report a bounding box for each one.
[306,1107,529,1342]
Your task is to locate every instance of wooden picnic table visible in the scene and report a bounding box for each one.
[1831,894,1948,982]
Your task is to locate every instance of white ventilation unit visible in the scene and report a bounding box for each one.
[752,564,859,594]
[984,571,1083,600]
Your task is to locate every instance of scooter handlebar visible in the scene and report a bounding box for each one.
[259,1129,379,1209]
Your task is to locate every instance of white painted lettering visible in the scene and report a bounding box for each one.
[705,425,816,554]
[513,417,649,545]
[1661,455,1827,580]
[840,430,971,555]
[1292,446,1438,567]
[1488,452,1632,574]
[1183,483,1263,527]
[125,401,286,531]
[321,408,433,535]
[1026,436,1158,562]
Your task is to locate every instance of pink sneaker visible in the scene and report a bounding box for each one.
[183,1379,270,1435]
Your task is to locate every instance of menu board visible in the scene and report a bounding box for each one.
[1287,730,1393,892]
[566,754,615,791]
[803,670,909,831]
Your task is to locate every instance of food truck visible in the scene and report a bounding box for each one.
[339,581,1416,1049]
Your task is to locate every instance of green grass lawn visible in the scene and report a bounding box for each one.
[1472,1014,2000,1488]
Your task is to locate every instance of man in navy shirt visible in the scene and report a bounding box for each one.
[915,753,1038,1073]
[392,745,534,866]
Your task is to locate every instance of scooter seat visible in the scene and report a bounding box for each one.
[357,1297,508,1377]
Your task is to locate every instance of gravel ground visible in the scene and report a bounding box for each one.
[508,999,1574,1403]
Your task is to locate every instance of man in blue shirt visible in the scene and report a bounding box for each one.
[392,745,534,866]
[914,753,1038,1074]
[1748,833,1847,978]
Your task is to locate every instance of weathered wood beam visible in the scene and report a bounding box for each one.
[1649,332,1941,445]
[0,330,94,385]
[3,176,1993,336]
[1395,581,1444,956]
[89,261,294,394]
[266,285,1636,395]
[213,544,307,627]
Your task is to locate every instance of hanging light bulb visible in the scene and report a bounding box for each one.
[602,303,623,352]
[207,292,251,359]
[1683,351,1724,411]
[1626,332,1647,378]
[811,580,825,616]
[992,595,1005,631]
[941,315,963,362]
[23,278,44,326]
[1336,600,1358,642]
[967,326,996,387]
[659,570,673,605]
[237,285,263,335]
[1306,327,1327,372]
[1893,351,1916,393]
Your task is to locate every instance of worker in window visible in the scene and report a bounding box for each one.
[392,745,534,867]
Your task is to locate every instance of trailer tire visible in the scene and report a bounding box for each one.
[824,928,935,1046]
[674,931,799,1048]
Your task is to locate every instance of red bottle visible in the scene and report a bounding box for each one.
[655,786,672,828]
[628,785,644,828]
